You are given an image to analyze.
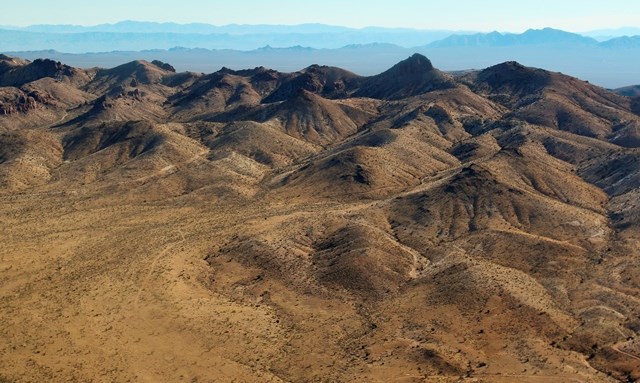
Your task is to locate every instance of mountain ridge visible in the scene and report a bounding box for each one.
[2,24,639,51]
[6,30,640,88]
[427,27,600,47]
[1,53,639,382]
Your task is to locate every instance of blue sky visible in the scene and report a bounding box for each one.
[2,0,639,32]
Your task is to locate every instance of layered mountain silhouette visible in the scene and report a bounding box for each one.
[5,26,640,89]
[1,53,639,382]
[428,28,599,47]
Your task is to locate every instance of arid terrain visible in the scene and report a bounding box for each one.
[1,53,639,382]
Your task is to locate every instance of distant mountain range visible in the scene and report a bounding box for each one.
[2,22,640,52]
[0,22,467,51]
[2,20,638,38]
[426,27,640,48]
[582,26,640,41]
[428,28,599,47]
[2,23,640,88]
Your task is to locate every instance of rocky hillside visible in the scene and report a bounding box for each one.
[1,53,639,382]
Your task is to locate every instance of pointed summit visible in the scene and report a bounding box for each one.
[390,53,435,74]
[355,54,456,100]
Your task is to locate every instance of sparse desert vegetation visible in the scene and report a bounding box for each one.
[0,53,639,382]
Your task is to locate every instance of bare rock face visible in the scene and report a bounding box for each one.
[0,101,14,115]
[0,90,39,114]
[26,90,52,104]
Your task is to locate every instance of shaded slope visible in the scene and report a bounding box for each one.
[84,60,174,95]
[614,85,640,98]
[72,60,185,123]
[169,70,265,120]
[252,90,376,146]
[205,120,318,167]
[465,61,640,146]
[354,53,456,100]
[0,57,91,88]
[263,64,364,102]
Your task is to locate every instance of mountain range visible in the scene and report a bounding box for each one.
[3,25,640,88]
[0,52,639,382]
[428,28,600,47]
[583,27,640,40]
[0,22,465,51]
[2,23,640,52]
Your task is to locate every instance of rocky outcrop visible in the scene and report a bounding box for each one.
[0,58,75,87]
[0,90,39,115]
[151,60,176,73]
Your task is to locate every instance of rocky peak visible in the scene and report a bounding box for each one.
[390,53,435,75]
[151,60,176,72]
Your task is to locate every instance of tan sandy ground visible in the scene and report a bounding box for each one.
[0,190,623,383]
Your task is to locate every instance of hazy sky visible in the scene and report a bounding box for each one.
[2,0,638,32]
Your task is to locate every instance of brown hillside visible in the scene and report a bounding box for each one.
[1,54,639,383]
